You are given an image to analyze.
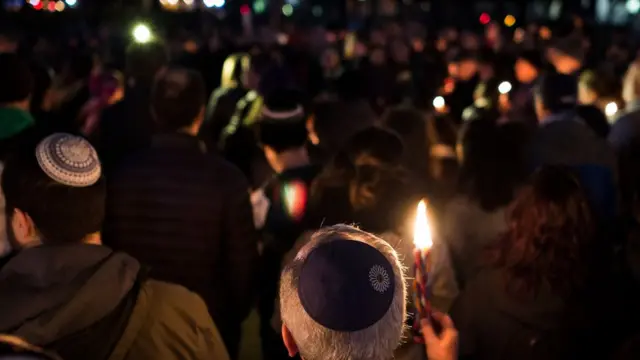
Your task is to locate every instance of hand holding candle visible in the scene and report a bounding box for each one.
[413,200,433,324]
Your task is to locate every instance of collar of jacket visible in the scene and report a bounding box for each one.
[152,132,207,153]
[0,107,34,141]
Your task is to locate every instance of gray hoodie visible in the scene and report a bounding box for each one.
[0,244,140,346]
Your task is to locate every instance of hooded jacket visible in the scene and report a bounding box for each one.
[0,244,229,360]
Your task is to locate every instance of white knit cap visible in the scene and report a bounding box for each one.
[35,133,102,187]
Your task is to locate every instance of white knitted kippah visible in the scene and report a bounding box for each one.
[35,133,101,187]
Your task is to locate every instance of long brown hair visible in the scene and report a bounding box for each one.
[489,165,594,299]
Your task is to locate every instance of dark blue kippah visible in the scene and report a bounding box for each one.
[298,239,395,332]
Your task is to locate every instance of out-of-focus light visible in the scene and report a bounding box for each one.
[251,1,263,13]
[47,1,56,11]
[204,0,224,7]
[28,0,41,6]
[65,0,77,6]
[312,5,322,16]
[241,4,251,14]
[498,81,512,94]
[433,96,445,109]
[539,26,552,40]
[282,4,293,16]
[605,102,619,117]
[55,1,65,11]
[167,0,178,4]
[479,12,491,25]
[504,15,516,27]
[183,0,194,5]
[628,0,640,13]
[132,24,152,44]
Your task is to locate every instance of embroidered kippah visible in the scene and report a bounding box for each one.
[298,239,396,332]
[35,133,101,187]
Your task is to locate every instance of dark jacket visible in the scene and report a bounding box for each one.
[0,244,229,360]
[451,269,594,360]
[104,133,259,339]
[608,101,640,153]
[529,111,617,220]
[96,84,156,173]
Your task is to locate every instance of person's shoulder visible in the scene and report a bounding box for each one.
[121,280,230,360]
[141,280,211,320]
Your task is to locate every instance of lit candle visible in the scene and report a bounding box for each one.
[413,200,433,325]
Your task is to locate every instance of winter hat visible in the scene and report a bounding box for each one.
[0,53,33,104]
[298,239,396,332]
[35,133,101,187]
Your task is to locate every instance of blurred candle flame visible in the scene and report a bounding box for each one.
[413,200,432,249]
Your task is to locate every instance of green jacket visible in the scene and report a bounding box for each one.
[110,281,230,360]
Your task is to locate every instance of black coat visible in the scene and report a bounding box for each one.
[450,269,596,360]
[95,84,156,173]
[104,133,259,338]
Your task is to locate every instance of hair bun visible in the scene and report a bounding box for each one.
[35,133,101,187]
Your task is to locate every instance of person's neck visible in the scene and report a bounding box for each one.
[273,148,309,173]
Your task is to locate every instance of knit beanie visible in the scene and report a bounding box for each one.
[0,53,33,104]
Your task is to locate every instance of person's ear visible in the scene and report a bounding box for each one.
[11,209,40,248]
[282,324,299,358]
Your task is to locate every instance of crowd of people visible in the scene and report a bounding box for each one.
[0,15,640,360]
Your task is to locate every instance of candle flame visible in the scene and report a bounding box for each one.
[414,200,433,249]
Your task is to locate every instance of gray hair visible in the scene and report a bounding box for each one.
[279,225,407,360]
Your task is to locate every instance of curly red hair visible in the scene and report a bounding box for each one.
[489,165,594,299]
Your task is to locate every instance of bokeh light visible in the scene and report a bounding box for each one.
[504,15,516,27]
[203,0,225,7]
[28,0,40,6]
[166,0,179,4]
[55,1,65,11]
[312,5,322,16]
[432,96,445,109]
[498,81,512,94]
[605,102,619,117]
[132,24,152,44]
[479,12,491,25]
[65,0,77,6]
[282,4,293,16]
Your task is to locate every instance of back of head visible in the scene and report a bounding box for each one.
[315,127,406,211]
[534,71,577,114]
[256,89,308,153]
[279,225,406,360]
[491,165,593,298]
[2,134,105,246]
[458,118,527,211]
[151,68,206,132]
[0,53,33,106]
[126,41,169,86]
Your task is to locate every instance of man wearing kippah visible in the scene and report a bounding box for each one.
[279,225,458,360]
[0,134,230,360]
[104,68,258,359]
[254,89,321,359]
